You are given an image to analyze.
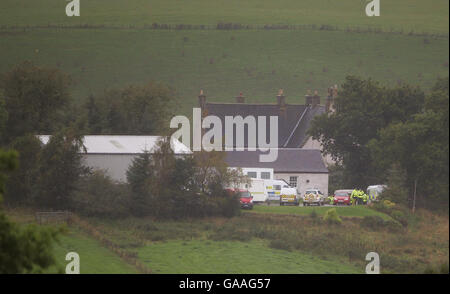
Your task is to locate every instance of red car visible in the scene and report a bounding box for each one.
[227,188,254,209]
[333,189,352,205]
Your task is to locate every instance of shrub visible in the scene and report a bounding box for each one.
[323,208,342,225]
[384,219,403,232]
[360,215,385,230]
[269,239,292,251]
[73,170,130,218]
[391,210,408,227]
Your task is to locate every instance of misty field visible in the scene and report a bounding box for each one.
[0,29,447,116]
[1,0,448,33]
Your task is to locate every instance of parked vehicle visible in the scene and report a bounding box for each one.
[225,188,254,209]
[237,189,253,209]
[333,189,352,205]
[366,185,387,202]
[248,178,268,203]
[303,189,325,206]
[277,180,299,206]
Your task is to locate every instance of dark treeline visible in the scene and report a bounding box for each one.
[0,61,244,219]
[0,23,448,39]
[310,76,449,212]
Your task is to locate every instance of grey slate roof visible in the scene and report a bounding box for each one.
[203,102,325,148]
[225,149,328,173]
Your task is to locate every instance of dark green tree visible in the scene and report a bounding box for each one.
[369,78,449,210]
[0,149,58,274]
[0,62,71,144]
[4,134,42,206]
[309,76,424,188]
[84,82,174,135]
[35,130,88,210]
[126,150,153,216]
[0,91,7,143]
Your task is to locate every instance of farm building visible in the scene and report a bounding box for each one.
[198,89,335,166]
[225,149,329,197]
[37,135,191,182]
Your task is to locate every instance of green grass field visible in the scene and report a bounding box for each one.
[48,229,138,274]
[138,239,361,274]
[250,205,393,220]
[1,0,448,33]
[0,29,447,116]
[0,0,448,116]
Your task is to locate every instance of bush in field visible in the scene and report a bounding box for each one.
[1,149,59,274]
[360,215,402,232]
[269,239,292,251]
[391,210,409,227]
[323,208,342,225]
[73,170,130,218]
[360,215,385,230]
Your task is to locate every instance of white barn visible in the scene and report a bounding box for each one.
[37,135,191,182]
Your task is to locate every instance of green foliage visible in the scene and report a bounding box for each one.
[322,208,342,225]
[0,91,7,141]
[126,139,241,219]
[0,148,58,274]
[360,215,402,232]
[369,77,449,211]
[73,171,130,218]
[379,163,409,206]
[309,76,425,188]
[35,130,89,209]
[126,150,153,217]
[0,61,71,144]
[4,134,42,206]
[84,82,174,135]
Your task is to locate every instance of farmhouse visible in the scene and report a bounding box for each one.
[198,88,335,165]
[37,135,191,182]
[199,88,335,195]
[225,149,329,196]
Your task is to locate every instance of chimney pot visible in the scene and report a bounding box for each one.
[198,89,206,108]
[236,92,245,103]
[305,89,313,105]
[312,90,320,106]
[277,89,285,107]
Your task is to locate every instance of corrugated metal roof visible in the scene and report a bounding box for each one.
[37,135,191,154]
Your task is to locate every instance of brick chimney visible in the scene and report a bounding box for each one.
[236,92,245,103]
[326,85,338,112]
[312,90,320,106]
[198,89,206,108]
[305,90,313,105]
[277,89,285,107]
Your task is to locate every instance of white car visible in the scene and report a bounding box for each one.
[303,189,325,206]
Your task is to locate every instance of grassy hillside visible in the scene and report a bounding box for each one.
[1,0,448,33]
[138,239,361,273]
[251,205,393,219]
[5,207,448,274]
[49,230,138,274]
[1,0,447,116]
[0,29,447,116]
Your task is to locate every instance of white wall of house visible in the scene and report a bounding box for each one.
[275,172,329,197]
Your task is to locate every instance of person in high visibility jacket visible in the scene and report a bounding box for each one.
[328,195,335,205]
[351,189,358,205]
